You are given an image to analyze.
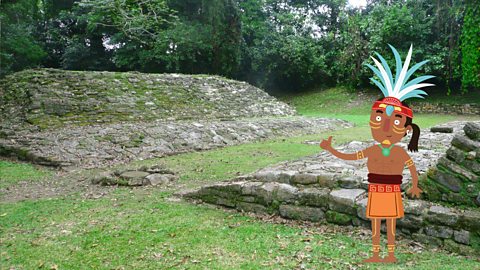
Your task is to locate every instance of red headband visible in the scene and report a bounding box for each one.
[371,97,413,118]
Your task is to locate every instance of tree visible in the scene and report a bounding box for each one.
[0,0,47,77]
[460,2,480,92]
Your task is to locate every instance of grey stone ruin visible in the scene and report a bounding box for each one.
[179,121,480,256]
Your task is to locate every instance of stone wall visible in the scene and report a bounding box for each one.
[410,102,480,115]
[0,68,297,131]
[422,122,480,207]
[179,121,480,256]
[181,179,479,255]
[0,117,352,168]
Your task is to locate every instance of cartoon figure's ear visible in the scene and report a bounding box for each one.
[404,125,413,137]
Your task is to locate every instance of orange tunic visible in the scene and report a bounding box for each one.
[366,183,404,219]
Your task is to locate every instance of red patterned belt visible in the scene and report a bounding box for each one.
[368,184,401,193]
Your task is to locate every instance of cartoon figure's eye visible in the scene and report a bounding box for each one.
[394,119,400,125]
[375,116,381,121]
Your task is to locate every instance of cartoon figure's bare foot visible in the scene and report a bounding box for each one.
[362,255,383,263]
[382,254,398,263]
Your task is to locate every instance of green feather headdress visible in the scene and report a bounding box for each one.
[365,44,435,102]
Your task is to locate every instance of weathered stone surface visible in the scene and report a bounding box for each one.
[443,239,478,256]
[453,230,470,245]
[463,160,480,176]
[91,171,116,185]
[451,134,480,152]
[446,146,465,164]
[458,210,480,231]
[119,171,150,186]
[397,214,423,231]
[337,175,363,189]
[411,233,442,247]
[437,157,479,182]
[316,173,337,188]
[297,188,330,208]
[0,116,350,168]
[356,198,368,220]
[424,225,453,239]
[430,126,453,133]
[432,170,462,192]
[275,183,298,203]
[464,122,480,141]
[410,102,480,116]
[426,205,459,226]
[326,210,352,225]
[329,189,365,215]
[403,199,429,216]
[237,202,268,214]
[279,204,324,222]
[240,181,263,195]
[145,173,176,186]
[292,173,319,185]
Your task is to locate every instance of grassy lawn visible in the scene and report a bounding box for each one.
[1,87,479,269]
[1,189,479,269]
[0,160,54,189]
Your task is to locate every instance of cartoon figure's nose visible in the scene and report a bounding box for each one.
[383,119,390,132]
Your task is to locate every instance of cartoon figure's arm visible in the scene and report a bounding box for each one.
[403,151,423,198]
[319,136,372,161]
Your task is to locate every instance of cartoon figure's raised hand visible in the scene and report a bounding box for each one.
[406,186,423,199]
[320,136,333,151]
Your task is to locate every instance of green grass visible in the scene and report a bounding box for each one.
[1,189,479,269]
[0,160,54,189]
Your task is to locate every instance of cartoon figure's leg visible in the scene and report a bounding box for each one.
[383,218,398,263]
[362,218,382,263]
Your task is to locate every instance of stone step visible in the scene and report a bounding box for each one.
[179,179,480,255]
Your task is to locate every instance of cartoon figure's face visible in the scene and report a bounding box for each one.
[369,107,413,145]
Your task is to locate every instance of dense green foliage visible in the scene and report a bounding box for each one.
[460,2,480,92]
[1,0,478,94]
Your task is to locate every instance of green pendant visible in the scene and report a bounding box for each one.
[379,144,394,157]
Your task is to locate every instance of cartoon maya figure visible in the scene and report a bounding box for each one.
[320,44,434,263]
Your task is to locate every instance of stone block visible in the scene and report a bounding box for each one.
[279,204,324,222]
[326,210,352,225]
[464,122,480,141]
[239,195,256,203]
[426,205,459,226]
[292,173,319,185]
[411,233,442,247]
[145,173,176,186]
[240,181,263,195]
[463,159,480,176]
[253,170,295,184]
[451,134,480,152]
[430,126,453,133]
[328,189,365,215]
[424,225,453,239]
[432,170,462,192]
[443,239,477,256]
[403,199,429,216]
[453,230,470,245]
[337,175,363,189]
[297,188,330,208]
[275,183,298,203]
[317,173,337,188]
[446,146,465,164]
[237,202,268,214]
[119,171,150,186]
[216,197,236,208]
[437,157,478,182]
[356,198,368,220]
[458,210,480,231]
[397,214,423,231]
